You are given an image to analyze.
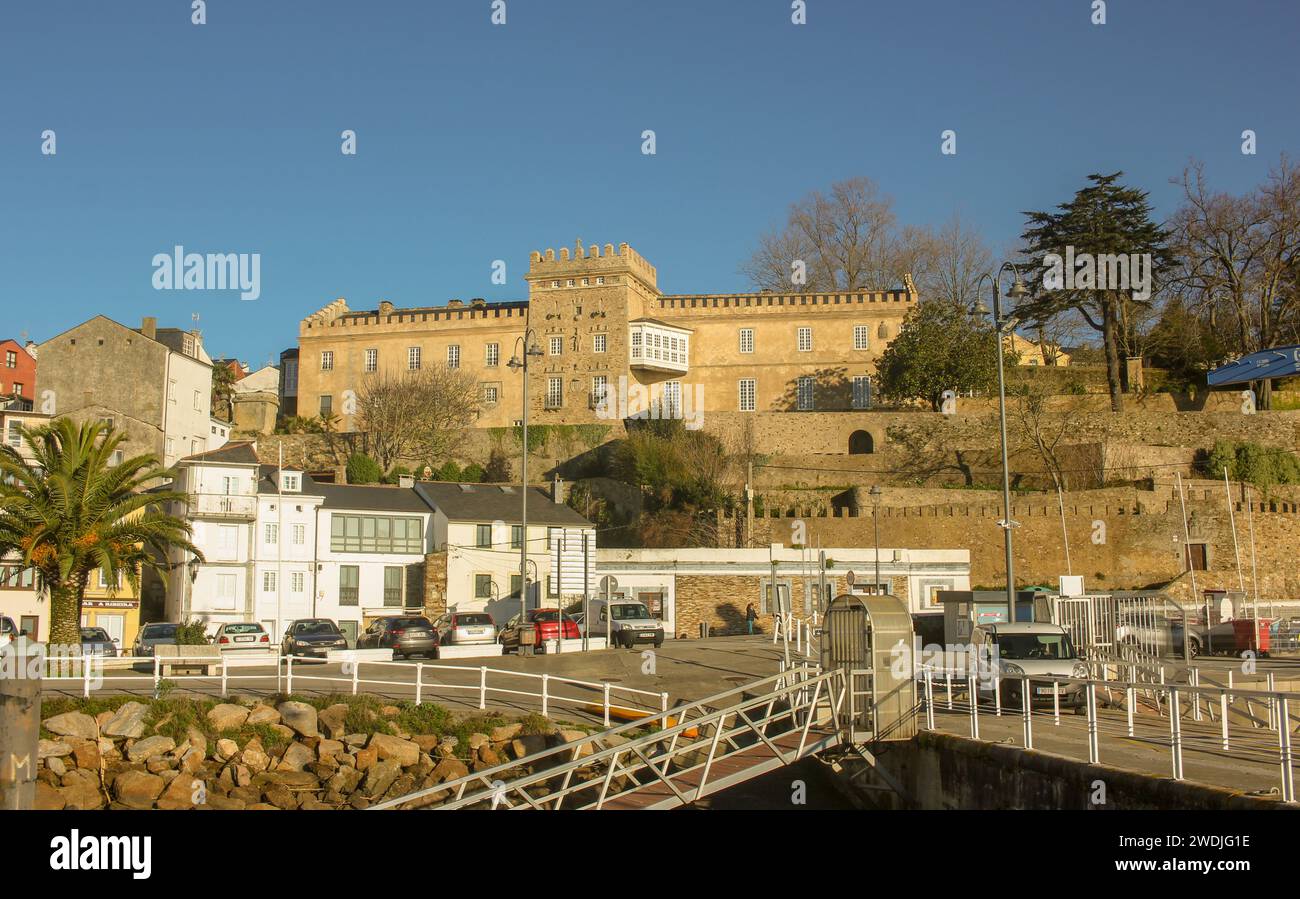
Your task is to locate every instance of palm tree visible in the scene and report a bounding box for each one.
[0,419,202,644]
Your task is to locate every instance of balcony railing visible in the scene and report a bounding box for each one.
[190,494,257,519]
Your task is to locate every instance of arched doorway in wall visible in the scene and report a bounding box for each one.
[848,430,874,454]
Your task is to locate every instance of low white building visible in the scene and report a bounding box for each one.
[595,545,972,640]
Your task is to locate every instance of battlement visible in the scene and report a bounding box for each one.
[300,297,528,333]
[527,239,658,287]
[655,287,916,312]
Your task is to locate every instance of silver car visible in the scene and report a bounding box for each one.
[975,622,1088,708]
[434,612,497,647]
[132,622,179,657]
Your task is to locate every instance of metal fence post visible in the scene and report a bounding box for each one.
[1279,697,1295,803]
[479,667,487,710]
[352,660,360,696]
[1267,672,1277,730]
[1220,690,1230,751]
[1087,682,1099,764]
[82,655,91,699]
[286,654,293,695]
[1052,680,1060,726]
[924,669,935,730]
[1021,676,1033,749]
[415,662,423,706]
[945,670,953,710]
[221,655,228,697]
[541,674,549,718]
[153,655,160,696]
[1190,667,1202,722]
[968,674,979,740]
[1169,686,1184,780]
[603,682,611,728]
[661,692,669,715]
[994,675,1002,717]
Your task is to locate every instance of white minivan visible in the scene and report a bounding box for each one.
[583,598,664,649]
[973,622,1089,709]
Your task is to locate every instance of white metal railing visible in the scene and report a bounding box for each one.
[771,611,819,660]
[37,651,667,725]
[190,493,258,517]
[917,662,1297,803]
[370,664,848,811]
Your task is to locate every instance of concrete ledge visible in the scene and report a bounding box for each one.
[540,638,605,653]
[435,643,504,660]
[219,652,280,667]
[326,649,393,663]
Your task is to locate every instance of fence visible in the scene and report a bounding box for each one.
[917,660,1297,803]
[36,651,668,726]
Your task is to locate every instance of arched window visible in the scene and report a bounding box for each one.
[877,321,889,339]
[849,430,874,455]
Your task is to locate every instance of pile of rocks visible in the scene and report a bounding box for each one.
[35,698,602,810]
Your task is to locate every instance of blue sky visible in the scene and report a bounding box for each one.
[2,0,1297,366]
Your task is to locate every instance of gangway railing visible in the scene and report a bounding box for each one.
[370,664,854,810]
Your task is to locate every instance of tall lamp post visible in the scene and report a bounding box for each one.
[507,331,545,623]
[973,263,1030,620]
[869,484,882,593]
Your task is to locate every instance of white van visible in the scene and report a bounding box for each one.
[583,598,664,649]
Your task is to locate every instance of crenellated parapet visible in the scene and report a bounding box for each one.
[527,238,658,288]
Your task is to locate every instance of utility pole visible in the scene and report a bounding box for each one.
[0,641,40,809]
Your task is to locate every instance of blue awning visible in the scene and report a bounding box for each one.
[1207,346,1300,386]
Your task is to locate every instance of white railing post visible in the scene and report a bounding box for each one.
[221,654,228,697]
[661,692,669,716]
[1126,681,1135,737]
[153,655,161,696]
[415,662,423,706]
[1279,696,1295,803]
[82,655,91,699]
[276,650,283,693]
[1021,676,1033,749]
[967,673,979,740]
[1052,679,1060,726]
[541,674,549,717]
[352,659,360,696]
[286,654,293,694]
[1169,686,1184,780]
[994,675,1002,717]
[945,670,953,710]
[924,669,935,730]
[603,682,611,728]
[1190,667,1202,722]
[1267,672,1277,730]
[1220,690,1230,751]
[1086,682,1099,764]
[479,666,487,710]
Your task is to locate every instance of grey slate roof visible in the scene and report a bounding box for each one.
[414,482,592,527]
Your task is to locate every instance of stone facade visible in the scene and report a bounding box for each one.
[295,240,915,434]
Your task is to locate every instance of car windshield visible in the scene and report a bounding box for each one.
[391,618,430,628]
[454,614,493,626]
[611,603,652,621]
[80,628,111,642]
[997,633,1075,660]
[297,621,340,635]
[143,624,177,638]
[223,624,263,635]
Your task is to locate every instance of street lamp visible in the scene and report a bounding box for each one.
[973,262,1030,620]
[869,485,882,594]
[507,331,545,625]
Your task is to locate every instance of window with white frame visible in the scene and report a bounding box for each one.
[215,573,237,608]
[593,334,607,353]
[852,376,872,409]
[546,377,563,408]
[486,343,499,366]
[292,524,305,545]
[447,345,460,368]
[262,571,277,592]
[592,375,608,405]
[168,379,176,403]
[797,376,815,410]
[550,336,563,356]
[853,324,870,350]
[408,346,422,370]
[482,385,499,404]
[662,381,682,419]
[364,348,378,372]
[739,378,756,412]
[797,327,812,352]
[739,328,754,354]
[265,523,278,545]
[321,351,334,371]
[291,572,304,593]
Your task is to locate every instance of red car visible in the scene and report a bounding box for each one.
[501,609,580,651]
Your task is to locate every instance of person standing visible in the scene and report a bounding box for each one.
[745,602,758,635]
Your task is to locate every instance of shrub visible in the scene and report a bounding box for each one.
[434,461,462,482]
[175,620,210,645]
[346,452,382,484]
[460,462,485,483]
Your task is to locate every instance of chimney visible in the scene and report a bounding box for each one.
[398,474,415,489]
[551,475,565,504]
[24,341,37,360]
[141,316,157,340]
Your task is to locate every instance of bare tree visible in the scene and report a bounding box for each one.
[741,177,906,291]
[348,368,482,471]
[911,213,995,308]
[1170,156,1300,407]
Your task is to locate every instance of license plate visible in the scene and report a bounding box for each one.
[1035,687,1059,695]
[641,632,655,638]
[236,636,254,642]
[469,629,485,635]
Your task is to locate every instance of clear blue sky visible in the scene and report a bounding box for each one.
[2,0,1297,366]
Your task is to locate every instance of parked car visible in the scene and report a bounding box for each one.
[358,616,438,659]
[581,598,664,649]
[1269,617,1300,654]
[132,622,179,657]
[974,622,1087,708]
[499,609,580,652]
[213,622,272,652]
[431,611,497,648]
[79,627,119,657]
[0,616,18,641]
[281,619,349,658]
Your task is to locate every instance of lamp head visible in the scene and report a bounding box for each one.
[1006,277,1030,301]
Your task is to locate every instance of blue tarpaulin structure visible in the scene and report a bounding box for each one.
[1207,346,1300,386]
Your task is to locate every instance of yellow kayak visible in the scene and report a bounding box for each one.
[584,704,699,738]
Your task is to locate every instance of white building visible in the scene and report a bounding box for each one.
[415,481,596,625]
